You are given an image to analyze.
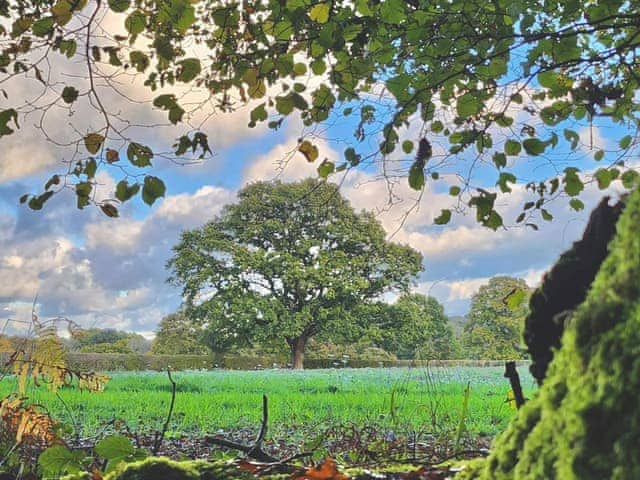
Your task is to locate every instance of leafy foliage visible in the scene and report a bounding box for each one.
[0,314,109,464]
[364,294,455,360]
[1,0,639,224]
[151,312,210,355]
[462,277,531,360]
[168,179,423,368]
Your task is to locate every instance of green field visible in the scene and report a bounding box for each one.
[0,366,535,442]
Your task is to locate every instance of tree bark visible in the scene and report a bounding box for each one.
[289,336,306,369]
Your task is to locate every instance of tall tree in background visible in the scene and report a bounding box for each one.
[151,312,210,355]
[168,179,422,368]
[1,1,638,225]
[462,276,530,360]
[367,294,454,360]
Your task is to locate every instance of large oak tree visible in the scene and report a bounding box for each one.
[167,179,422,368]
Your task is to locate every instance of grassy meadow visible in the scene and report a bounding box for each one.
[0,366,535,442]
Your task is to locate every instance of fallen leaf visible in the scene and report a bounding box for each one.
[293,457,349,480]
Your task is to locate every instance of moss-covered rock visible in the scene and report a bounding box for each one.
[102,457,263,480]
[463,189,640,479]
[524,196,624,385]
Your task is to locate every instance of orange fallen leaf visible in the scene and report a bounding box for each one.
[293,457,349,480]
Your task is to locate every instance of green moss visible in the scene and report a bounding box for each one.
[105,458,200,480]
[60,473,91,480]
[454,459,487,480]
[463,190,640,479]
[103,457,287,480]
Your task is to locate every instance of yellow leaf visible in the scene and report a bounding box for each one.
[299,140,319,162]
[84,132,105,154]
[309,3,330,23]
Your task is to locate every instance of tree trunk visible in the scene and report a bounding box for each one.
[461,189,640,479]
[289,336,306,370]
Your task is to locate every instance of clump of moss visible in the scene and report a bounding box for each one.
[463,189,640,479]
[103,457,279,480]
[104,457,200,480]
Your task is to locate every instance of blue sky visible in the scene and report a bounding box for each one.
[0,28,633,337]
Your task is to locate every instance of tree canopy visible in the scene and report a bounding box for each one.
[366,293,455,360]
[167,179,423,368]
[151,312,210,355]
[2,0,639,226]
[462,276,530,360]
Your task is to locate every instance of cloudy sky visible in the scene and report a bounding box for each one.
[0,11,632,337]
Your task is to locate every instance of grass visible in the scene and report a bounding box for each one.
[0,366,536,441]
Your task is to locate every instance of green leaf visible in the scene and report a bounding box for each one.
[344,147,361,166]
[274,20,293,40]
[61,86,78,104]
[177,58,201,82]
[537,71,560,89]
[311,59,326,75]
[504,140,521,156]
[293,63,307,76]
[250,103,268,125]
[379,0,405,24]
[38,446,82,476]
[317,159,335,178]
[298,140,319,162]
[85,158,97,178]
[456,93,482,118]
[504,287,527,311]
[125,10,145,36]
[275,96,294,115]
[485,210,503,230]
[32,16,55,36]
[434,209,452,225]
[621,170,638,188]
[594,149,605,161]
[493,152,507,168]
[563,129,579,150]
[100,203,119,217]
[115,180,140,202]
[309,3,330,23]
[594,168,612,189]
[402,140,414,154]
[28,191,54,210]
[619,135,633,149]
[96,435,134,461]
[541,209,553,221]
[497,172,516,193]
[142,175,166,206]
[0,108,19,137]
[522,138,546,156]
[59,39,77,58]
[431,121,443,133]
[84,133,104,154]
[45,174,60,190]
[108,0,130,13]
[449,186,461,196]
[248,80,266,99]
[408,160,425,190]
[127,142,153,167]
[569,198,584,211]
[129,51,150,72]
[563,168,583,196]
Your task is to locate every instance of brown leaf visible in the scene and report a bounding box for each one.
[293,458,349,480]
[298,140,319,162]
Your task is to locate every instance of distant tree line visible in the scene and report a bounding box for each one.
[153,276,531,363]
